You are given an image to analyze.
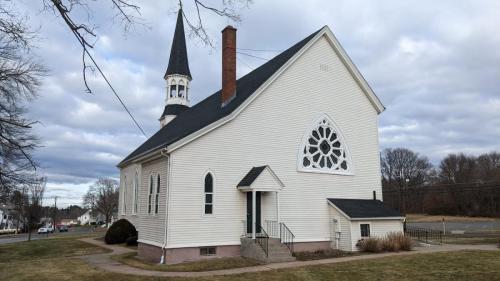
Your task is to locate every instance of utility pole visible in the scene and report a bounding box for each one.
[53,196,58,233]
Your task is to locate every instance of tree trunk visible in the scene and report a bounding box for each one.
[27,222,31,242]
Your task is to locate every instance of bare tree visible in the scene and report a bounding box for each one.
[439,153,478,184]
[476,152,500,182]
[41,0,250,136]
[24,177,46,241]
[83,178,118,227]
[381,148,433,214]
[381,148,433,187]
[0,3,46,201]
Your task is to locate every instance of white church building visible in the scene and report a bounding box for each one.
[118,9,404,264]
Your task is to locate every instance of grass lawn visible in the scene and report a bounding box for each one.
[1,235,500,280]
[444,236,500,245]
[112,252,262,272]
[0,236,110,263]
[1,250,500,281]
[407,214,500,223]
[294,249,355,261]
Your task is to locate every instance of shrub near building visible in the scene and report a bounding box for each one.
[104,219,136,244]
[358,232,412,253]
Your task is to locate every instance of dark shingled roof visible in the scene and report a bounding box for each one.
[120,27,322,166]
[165,9,191,79]
[160,104,189,119]
[328,198,402,218]
[237,166,267,187]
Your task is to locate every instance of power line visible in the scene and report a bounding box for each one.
[69,30,148,138]
[236,51,270,61]
[237,47,283,53]
[236,57,254,71]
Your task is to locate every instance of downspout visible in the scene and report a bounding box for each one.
[160,148,170,264]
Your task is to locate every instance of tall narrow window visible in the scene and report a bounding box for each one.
[148,175,153,214]
[122,176,127,214]
[204,173,213,215]
[178,80,185,98]
[155,174,160,214]
[170,80,177,98]
[133,171,138,214]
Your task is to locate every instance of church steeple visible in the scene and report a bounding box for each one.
[160,8,192,128]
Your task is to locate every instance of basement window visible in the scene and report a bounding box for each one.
[360,224,370,238]
[200,247,216,256]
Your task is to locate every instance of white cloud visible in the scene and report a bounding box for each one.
[13,0,500,206]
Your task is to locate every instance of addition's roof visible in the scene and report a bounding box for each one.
[327,198,403,219]
[165,9,191,79]
[119,27,322,166]
[237,166,267,187]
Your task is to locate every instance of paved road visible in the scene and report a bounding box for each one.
[408,221,500,233]
[0,226,100,244]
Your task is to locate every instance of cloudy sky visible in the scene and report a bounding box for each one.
[14,1,500,206]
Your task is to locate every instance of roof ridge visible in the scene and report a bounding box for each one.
[120,27,324,166]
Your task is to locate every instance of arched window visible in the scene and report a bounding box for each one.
[148,175,153,214]
[169,79,177,97]
[122,176,127,214]
[204,173,213,215]
[178,80,185,98]
[155,174,160,214]
[133,171,138,214]
[298,115,352,174]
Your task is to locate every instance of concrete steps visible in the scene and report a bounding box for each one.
[241,237,295,263]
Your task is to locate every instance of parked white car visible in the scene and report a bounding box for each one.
[37,226,54,234]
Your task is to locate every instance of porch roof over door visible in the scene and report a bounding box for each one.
[237,165,284,192]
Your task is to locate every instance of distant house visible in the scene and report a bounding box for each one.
[59,218,78,226]
[77,210,93,225]
[0,207,15,230]
[78,210,106,225]
[118,9,403,264]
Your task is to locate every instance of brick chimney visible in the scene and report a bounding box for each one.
[221,26,237,106]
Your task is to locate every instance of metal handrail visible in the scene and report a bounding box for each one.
[255,223,269,257]
[279,222,295,253]
[266,220,280,238]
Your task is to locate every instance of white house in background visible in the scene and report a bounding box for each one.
[0,207,15,230]
[117,8,404,264]
[77,210,94,225]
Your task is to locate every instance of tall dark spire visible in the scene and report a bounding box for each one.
[165,9,191,79]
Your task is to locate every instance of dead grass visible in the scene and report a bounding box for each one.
[407,214,500,222]
[0,236,110,263]
[2,250,500,281]
[294,249,355,261]
[111,252,262,272]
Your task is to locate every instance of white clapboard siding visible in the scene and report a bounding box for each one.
[350,220,404,251]
[165,34,382,249]
[135,157,168,245]
[329,206,352,251]
[118,164,141,228]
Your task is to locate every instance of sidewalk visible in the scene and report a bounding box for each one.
[78,238,498,278]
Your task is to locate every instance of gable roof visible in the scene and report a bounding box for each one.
[237,166,267,187]
[327,198,402,219]
[165,9,191,79]
[119,28,322,166]
[119,26,384,167]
